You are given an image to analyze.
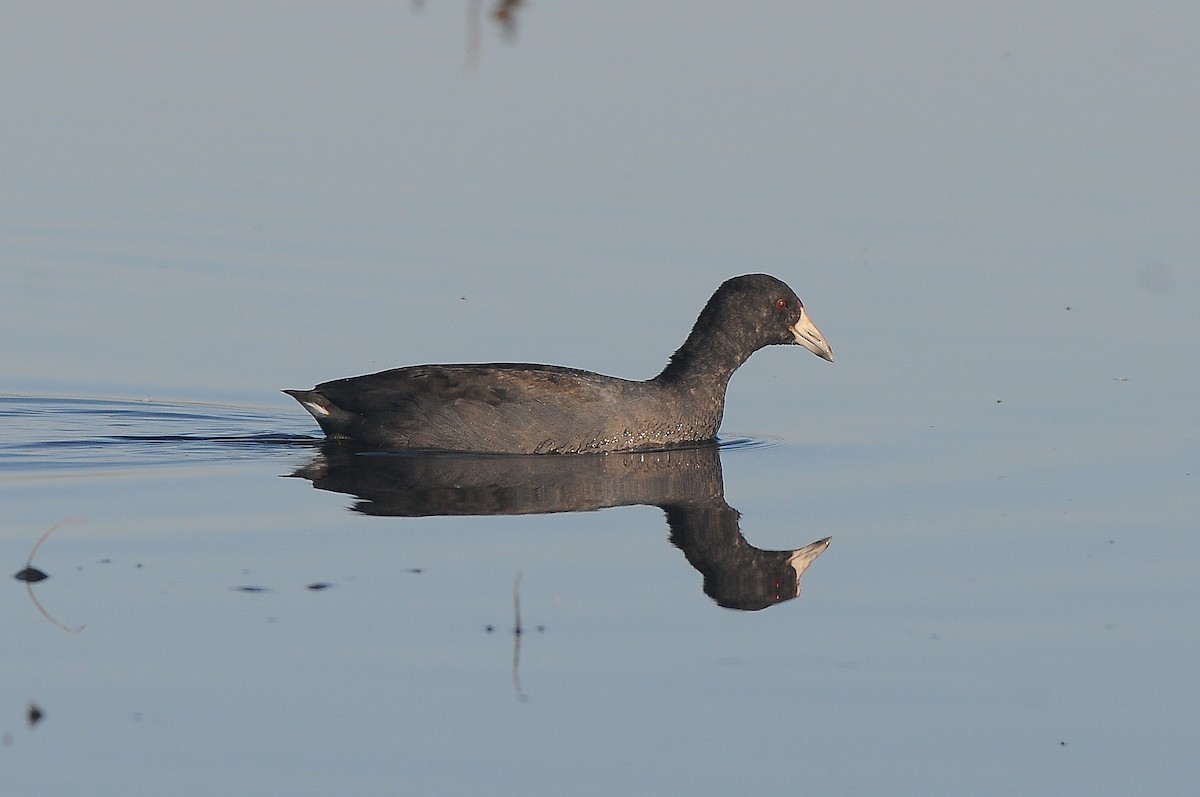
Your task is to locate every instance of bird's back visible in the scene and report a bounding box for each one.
[287,363,702,454]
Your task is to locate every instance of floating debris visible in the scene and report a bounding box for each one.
[15,518,85,583]
[306,582,333,591]
[17,519,86,632]
[27,702,43,729]
[234,586,270,593]
[13,567,48,583]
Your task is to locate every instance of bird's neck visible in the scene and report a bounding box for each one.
[654,323,748,393]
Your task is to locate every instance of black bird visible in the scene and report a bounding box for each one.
[285,273,833,454]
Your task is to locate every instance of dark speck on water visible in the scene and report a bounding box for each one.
[14,567,49,583]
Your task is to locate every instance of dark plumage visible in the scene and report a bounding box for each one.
[285,273,833,454]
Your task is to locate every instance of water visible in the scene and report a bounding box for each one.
[3,3,1199,795]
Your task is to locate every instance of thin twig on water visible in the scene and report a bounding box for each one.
[512,571,527,701]
[20,519,87,633]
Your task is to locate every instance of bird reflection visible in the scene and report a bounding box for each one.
[291,443,829,611]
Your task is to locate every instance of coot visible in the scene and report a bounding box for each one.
[286,273,833,454]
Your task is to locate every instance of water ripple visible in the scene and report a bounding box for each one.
[0,395,318,474]
[717,435,785,451]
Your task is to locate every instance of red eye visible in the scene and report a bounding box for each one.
[774,298,788,311]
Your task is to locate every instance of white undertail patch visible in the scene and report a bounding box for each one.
[302,400,330,417]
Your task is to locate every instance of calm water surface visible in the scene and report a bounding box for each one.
[3,3,1199,795]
